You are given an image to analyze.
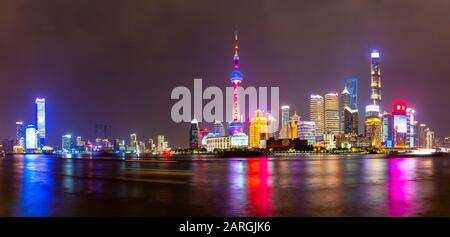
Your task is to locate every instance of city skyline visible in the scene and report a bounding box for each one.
[0,1,450,147]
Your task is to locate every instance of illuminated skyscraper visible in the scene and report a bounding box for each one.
[346,78,358,110]
[325,93,339,135]
[406,108,416,148]
[157,135,167,152]
[343,107,358,135]
[15,121,24,146]
[310,95,325,135]
[364,105,382,147]
[340,87,350,134]
[25,125,38,151]
[382,112,393,147]
[418,124,428,148]
[426,129,434,148]
[62,134,73,152]
[249,110,269,148]
[280,105,291,139]
[130,133,139,153]
[35,98,46,147]
[229,31,244,136]
[370,50,381,106]
[189,119,201,149]
[392,102,407,148]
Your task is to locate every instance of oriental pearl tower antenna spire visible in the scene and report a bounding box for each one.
[229,29,244,136]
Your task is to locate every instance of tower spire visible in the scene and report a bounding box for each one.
[233,30,239,70]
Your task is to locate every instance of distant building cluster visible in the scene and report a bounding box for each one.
[187,33,446,153]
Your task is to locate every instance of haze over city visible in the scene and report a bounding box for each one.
[0,0,449,147]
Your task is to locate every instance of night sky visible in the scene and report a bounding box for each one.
[0,0,449,147]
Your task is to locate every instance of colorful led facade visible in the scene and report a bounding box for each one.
[393,102,407,148]
[35,98,46,147]
[346,78,358,110]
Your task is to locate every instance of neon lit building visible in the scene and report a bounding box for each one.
[35,98,46,147]
[340,87,350,134]
[310,95,325,135]
[393,102,407,148]
[229,31,244,136]
[25,125,38,151]
[370,50,381,106]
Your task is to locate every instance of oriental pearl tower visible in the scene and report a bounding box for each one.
[229,31,244,136]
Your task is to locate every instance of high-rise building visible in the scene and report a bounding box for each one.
[418,124,428,148]
[290,112,301,139]
[382,112,393,147]
[426,129,434,148]
[393,102,408,148]
[346,78,358,110]
[148,139,154,152]
[310,95,325,135]
[25,125,38,151]
[280,105,291,139]
[130,133,139,152]
[340,87,350,134]
[15,121,24,146]
[343,107,359,135]
[249,109,269,148]
[189,119,201,149]
[364,105,382,148]
[157,135,166,152]
[62,134,73,152]
[406,108,416,148]
[229,31,244,136]
[35,98,46,147]
[297,121,316,146]
[370,50,381,106]
[325,93,339,135]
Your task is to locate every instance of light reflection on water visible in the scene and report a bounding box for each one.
[0,154,444,216]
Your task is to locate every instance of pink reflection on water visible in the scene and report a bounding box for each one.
[387,158,418,217]
[246,158,272,216]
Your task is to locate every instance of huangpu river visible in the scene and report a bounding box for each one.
[1,153,450,216]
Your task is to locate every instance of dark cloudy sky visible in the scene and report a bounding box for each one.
[0,0,449,147]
